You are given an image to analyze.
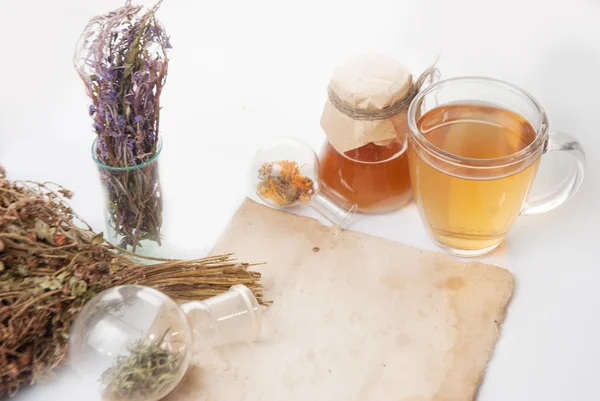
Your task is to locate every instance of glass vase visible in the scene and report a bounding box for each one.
[92,137,164,256]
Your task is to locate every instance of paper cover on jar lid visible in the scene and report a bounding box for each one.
[320,54,413,154]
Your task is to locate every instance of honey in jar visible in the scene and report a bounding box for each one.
[318,54,424,213]
[319,116,412,213]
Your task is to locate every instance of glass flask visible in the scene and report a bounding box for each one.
[251,138,357,229]
[69,284,261,401]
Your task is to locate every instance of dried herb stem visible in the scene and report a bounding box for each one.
[101,327,184,401]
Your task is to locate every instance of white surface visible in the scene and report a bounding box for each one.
[0,0,599,399]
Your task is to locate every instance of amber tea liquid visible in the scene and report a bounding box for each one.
[409,103,540,251]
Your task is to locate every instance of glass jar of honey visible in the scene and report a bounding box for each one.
[319,114,412,213]
[318,54,432,214]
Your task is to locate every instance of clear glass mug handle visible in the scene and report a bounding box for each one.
[521,132,586,215]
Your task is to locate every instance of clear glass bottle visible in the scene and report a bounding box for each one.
[252,138,357,229]
[69,284,261,401]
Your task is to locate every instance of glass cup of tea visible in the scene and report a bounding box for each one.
[407,77,585,257]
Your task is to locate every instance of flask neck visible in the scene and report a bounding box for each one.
[180,285,262,353]
[307,192,356,229]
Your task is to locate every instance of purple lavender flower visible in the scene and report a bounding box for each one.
[104,90,119,104]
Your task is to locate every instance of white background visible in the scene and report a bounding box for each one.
[1,0,600,399]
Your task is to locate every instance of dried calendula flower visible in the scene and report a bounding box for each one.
[256,161,315,207]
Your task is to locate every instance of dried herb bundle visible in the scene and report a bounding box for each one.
[74,0,171,251]
[0,168,267,398]
[101,329,184,401]
[257,161,315,207]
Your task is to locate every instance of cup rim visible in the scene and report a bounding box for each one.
[407,76,548,168]
[91,136,163,171]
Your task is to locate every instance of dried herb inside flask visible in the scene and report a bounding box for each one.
[257,160,316,207]
[252,138,357,229]
[101,329,185,401]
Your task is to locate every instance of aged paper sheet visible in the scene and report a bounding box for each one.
[166,198,513,401]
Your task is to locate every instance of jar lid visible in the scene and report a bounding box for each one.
[321,54,413,154]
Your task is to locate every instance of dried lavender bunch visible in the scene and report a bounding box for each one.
[74,0,171,251]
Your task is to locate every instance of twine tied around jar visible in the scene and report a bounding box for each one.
[326,65,439,121]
